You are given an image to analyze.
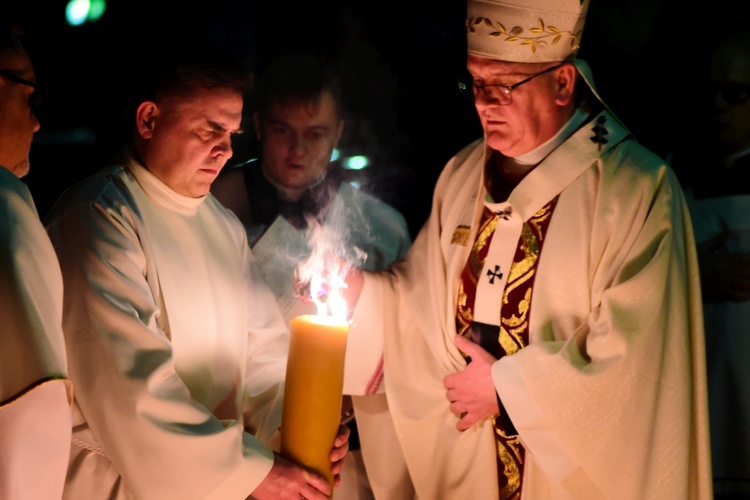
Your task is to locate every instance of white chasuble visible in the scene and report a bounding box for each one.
[346,109,712,500]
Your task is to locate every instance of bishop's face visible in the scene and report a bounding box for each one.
[255,91,344,201]
[467,54,574,158]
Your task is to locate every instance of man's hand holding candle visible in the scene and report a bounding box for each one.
[250,424,349,500]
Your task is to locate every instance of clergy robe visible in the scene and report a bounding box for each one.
[682,153,750,496]
[0,165,73,500]
[45,153,289,499]
[344,109,713,499]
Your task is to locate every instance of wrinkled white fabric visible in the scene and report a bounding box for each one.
[346,110,712,499]
[1,165,72,500]
[45,153,289,499]
[684,184,750,495]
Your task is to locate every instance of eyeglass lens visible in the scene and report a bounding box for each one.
[0,70,46,111]
[457,76,511,104]
[457,64,561,105]
[477,84,510,103]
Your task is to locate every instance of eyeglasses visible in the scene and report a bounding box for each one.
[714,82,750,106]
[0,70,46,111]
[457,64,563,105]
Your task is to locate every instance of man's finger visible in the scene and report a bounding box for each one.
[454,334,492,362]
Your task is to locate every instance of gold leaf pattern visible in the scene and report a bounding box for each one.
[466,15,581,54]
[455,197,559,498]
[451,225,472,246]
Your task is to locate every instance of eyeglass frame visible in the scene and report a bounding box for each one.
[0,69,46,111]
[457,63,564,105]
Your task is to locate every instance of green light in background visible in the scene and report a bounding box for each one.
[65,0,89,26]
[65,0,107,26]
[89,0,106,21]
[343,155,369,171]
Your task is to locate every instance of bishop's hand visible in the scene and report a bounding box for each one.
[443,335,500,431]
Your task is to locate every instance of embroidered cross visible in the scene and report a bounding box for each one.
[494,206,513,220]
[486,265,503,284]
[590,115,609,151]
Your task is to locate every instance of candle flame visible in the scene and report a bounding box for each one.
[297,224,366,321]
[295,200,366,323]
[309,260,349,321]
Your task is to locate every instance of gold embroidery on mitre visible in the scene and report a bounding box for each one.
[466,17,582,54]
[452,225,472,246]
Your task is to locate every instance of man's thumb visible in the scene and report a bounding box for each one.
[454,334,478,355]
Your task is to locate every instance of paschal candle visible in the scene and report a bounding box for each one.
[281,314,349,487]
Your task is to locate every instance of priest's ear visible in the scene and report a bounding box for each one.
[553,63,577,107]
[134,101,160,139]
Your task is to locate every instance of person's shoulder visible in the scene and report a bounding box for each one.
[430,138,485,193]
[0,166,30,201]
[452,138,484,165]
[600,138,686,200]
[338,181,392,207]
[0,168,44,243]
[45,164,131,223]
[334,183,412,255]
[602,133,670,175]
[338,183,407,222]
[62,164,128,201]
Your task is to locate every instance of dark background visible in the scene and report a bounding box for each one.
[7,0,746,236]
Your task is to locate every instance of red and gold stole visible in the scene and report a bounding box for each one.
[455,197,558,499]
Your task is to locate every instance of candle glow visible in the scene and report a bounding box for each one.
[280,310,348,487]
[281,219,354,489]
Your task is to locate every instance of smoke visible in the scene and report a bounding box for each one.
[295,182,368,319]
